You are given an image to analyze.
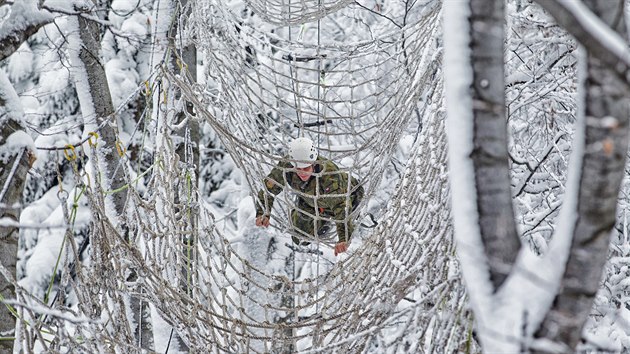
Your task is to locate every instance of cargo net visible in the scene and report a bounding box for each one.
[10,1,473,353]
[243,0,355,25]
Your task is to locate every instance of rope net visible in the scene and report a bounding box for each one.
[187,0,443,244]
[243,0,355,25]
[12,1,473,352]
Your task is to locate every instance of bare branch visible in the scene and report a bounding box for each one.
[534,0,630,88]
[514,132,567,198]
[354,1,402,29]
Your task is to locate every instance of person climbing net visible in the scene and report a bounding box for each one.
[255,137,364,256]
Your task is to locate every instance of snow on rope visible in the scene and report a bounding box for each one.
[10,1,473,353]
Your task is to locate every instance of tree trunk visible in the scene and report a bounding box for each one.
[0,74,34,354]
[448,0,630,352]
[0,147,30,354]
[274,249,295,353]
[168,0,199,175]
[469,0,520,289]
[76,8,127,216]
[137,298,154,350]
[534,0,630,350]
[73,4,147,349]
[0,4,51,352]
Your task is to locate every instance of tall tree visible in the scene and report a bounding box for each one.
[445,0,630,352]
[468,0,520,289]
[532,1,630,350]
[0,71,35,354]
[0,2,51,352]
[70,3,127,217]
[170,0,199,172]
[67,0,142,348]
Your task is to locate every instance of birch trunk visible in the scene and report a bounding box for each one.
[449,0,630,351]
[75,12,127,215]
[469,0,520,289]
[533,0,630,350]
[73,4,149,349]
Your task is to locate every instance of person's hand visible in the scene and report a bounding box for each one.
[334,242,348,256]
[255,215,270,227]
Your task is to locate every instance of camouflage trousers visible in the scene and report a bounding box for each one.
[289,203,354,245]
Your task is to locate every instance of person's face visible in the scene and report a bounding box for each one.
[296,165,314,181]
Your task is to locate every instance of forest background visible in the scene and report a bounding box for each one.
[0,0,629,353]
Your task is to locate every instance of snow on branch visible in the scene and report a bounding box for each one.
[0,0,54,62]
[534,0,630,87]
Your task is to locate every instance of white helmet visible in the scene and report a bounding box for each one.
[288,137,317,167]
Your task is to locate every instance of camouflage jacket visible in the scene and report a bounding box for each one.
[255,156,363,242]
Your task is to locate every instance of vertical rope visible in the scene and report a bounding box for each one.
[315,0,323,316]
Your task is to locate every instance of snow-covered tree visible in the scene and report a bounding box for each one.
[445,0,630,352]
[1,0,630,352]
[0,2,51,351]
[0,71,36,354]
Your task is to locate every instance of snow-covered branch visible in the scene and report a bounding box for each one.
[0,1,54,62]
[534,0,630,88]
